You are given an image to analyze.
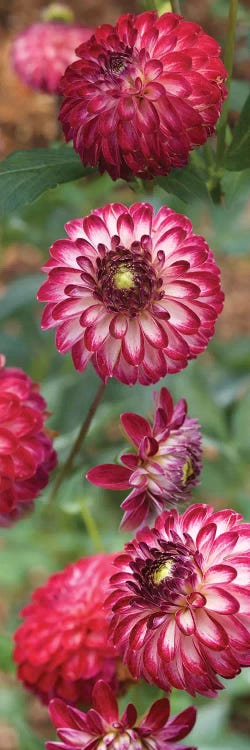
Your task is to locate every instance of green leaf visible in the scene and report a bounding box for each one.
[0,274,43,320]
[156,163,210,204]
[0,145,94,216]
[232,389,250,454]
[225,94,250,171]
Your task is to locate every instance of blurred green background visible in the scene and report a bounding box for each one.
[0,1,250,749]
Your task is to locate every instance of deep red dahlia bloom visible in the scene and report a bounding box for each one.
[106,504,250,697]
[46,679,197,750]
[0,358,57,526]
[87,387,202,531]
[38,203,224,386]
[12,21,93,94]
[13,555,121,705]
[59,10,227,180]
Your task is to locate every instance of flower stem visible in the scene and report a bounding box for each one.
[216,0,238,167]
[80,499,105,552]
[51,380,106,501]
[170,0,182,13]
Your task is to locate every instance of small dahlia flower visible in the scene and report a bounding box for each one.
[46,679,197,750]
[0,358,57,526]
[12,21,93,94]
[37,203,224,386]
[106,504,250,697]
[14,554,121,705]
[59,10,227,180]
[87,387,202,531]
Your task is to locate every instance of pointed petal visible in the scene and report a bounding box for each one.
[195,609,228,649]
[120,412,151,447]
[92,681,118,723]
[122,319,144,365]
[86,464,131,489]
[139,698,170,731]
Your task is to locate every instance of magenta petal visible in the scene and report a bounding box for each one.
[120,412,151,446]
[205,586,239,614]
[195,610,228,649]
[120,495,149,532]
[140,698,170,731]
[92,681,119,723]
[121,703,137,728]
[49,698,74,730]
[86,464,131,489]
[164,706,197,741]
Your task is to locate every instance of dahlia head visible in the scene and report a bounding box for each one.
[38,202,224,386]
[59,10,227,180]
[87,386,202,531]
[14,554,121,705]
[0,357,57,527]
[106,504,250,697]
[46,679,197,750]
[12,21,93,94]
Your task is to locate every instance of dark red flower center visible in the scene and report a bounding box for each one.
[129,542,196,605]
[108,52,132,75]
[96,247,158,315]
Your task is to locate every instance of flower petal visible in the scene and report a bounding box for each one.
[86,464,131,490]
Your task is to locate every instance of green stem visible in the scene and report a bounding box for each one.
[141,179,154,194]
[80,499,105,552]
[170,0,182,13]
[216,0,239,167]
[140,0,157,10]
[50,380,106,502]
[203,141,214,169]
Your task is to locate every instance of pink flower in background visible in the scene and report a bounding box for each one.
[12,21,93,94]
[46,680,197,750]
[0,357,57,526]
[38,203,224,386]
[59,10,227,180]
[14,554,121,705]
[106,504,250,697]
[87,387,202,531]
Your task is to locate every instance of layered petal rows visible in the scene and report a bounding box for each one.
[0,358,57,526]
[38,202,224,386]
[46,680,197,750]
[106,504,250,696]
[12,21,93,94]
[59,10,227,180]
[87,386,202,530]
[14,554,120,705]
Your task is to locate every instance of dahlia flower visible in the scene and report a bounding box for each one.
[106,504,250,697]
[0,357,57,526]
[14,554,120,705]
[87,386,202,530]
[37,203,224,386]
[12,21,93,94]
[59,10,227,180]
[46,679,197,750]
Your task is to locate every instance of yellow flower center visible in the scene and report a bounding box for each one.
[113,266,135,290]
[182,458,194,485]
[152,559,174,585]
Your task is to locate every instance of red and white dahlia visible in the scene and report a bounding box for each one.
[106,504,250,697]
[14,554,120,705]
[0,357,57,526]
[59,10,227,180]
[46,680,197,750]
[87,387,202,531]
[12,21,93,94]
[37,203,224,386]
